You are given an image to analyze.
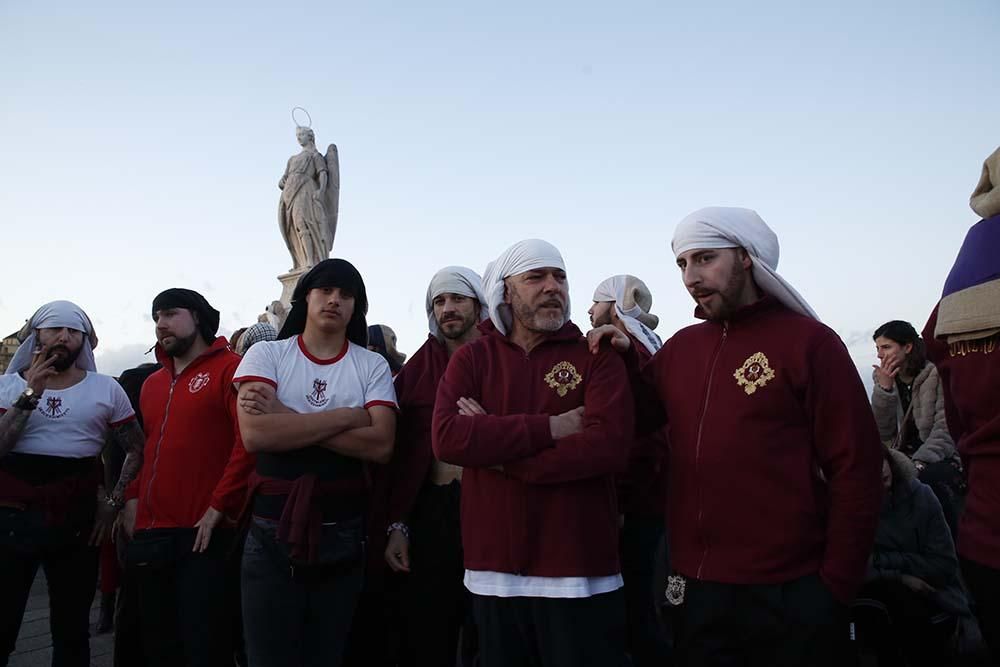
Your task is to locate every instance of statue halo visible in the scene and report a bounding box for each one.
[292,106,313,129]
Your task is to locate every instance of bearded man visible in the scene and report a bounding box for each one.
[433,240,635,667]
[589,208,883,666]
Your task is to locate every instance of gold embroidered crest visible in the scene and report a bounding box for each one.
[544,361,583,397]
[733,352,775,396]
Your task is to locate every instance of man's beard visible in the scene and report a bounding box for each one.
[437,312,478,340]
[47,345,81,372]
[161,331,199,358]
[693,256,749,321]
[512,295,568,333]
[591,307,613,328]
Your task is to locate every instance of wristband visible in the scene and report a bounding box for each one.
[387,522,410,539]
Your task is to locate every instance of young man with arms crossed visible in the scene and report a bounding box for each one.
[235,259,397,667]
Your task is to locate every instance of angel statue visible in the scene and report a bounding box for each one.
[278,124,340,271]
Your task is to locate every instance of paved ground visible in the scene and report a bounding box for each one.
[9,572,113,667]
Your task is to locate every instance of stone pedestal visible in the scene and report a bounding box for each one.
[278,268,308,307]
[258,268,309,332]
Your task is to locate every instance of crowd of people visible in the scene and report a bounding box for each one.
[0,145,998,667]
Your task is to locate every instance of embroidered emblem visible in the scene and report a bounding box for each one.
[40,396,69,419]
[665,575,687,606]
[306,378,329,407]
[188,372,211,394]
[733,352,775,396]
[544,361,583,397]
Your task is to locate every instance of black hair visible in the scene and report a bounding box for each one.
[151,288,220,344]
[278,259,369,346]
[873,320,926,377]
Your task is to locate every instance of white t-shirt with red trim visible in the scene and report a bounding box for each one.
[0,372,135,458]
[233,336,397,413]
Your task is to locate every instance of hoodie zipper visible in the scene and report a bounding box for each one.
[695,324,728,579]
[144,377,177,528]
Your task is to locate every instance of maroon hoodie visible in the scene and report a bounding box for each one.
[363,335,451,582]
[386,335,452,527]
[432,320,633,578]
[923,307,1000,569]
[640,297,882,603]
[617,332,667,517]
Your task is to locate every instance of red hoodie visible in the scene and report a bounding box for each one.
[923,307,1000,569]
[432,320,634,578]
[125,338,254,530]
[640,298,883,603]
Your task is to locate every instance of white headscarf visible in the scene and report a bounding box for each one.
[483,239,568,335]
[671,207,819,320]
[593,275,662,355]
[425,266,489,336]
[6,301,99,375]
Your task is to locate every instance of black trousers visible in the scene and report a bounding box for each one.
[112,564,145,667]
[963,557,1000,663]
[621,513,671,667]
[0,507,98,667]
[398,480,469,667]
[673,574,849,667]
[241,517,364,667]
[129,527,235,667]
[472,589,629,667]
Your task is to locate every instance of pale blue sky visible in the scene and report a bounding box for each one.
[1,1,997,375]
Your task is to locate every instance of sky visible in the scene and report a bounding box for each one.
[1,1,997,380]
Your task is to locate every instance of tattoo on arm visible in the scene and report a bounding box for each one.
[110,420,145,501]
[0,408,32,459]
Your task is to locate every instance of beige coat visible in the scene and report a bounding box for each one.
[871,362,956,464]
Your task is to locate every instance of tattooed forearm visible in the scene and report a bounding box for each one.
[0,407,33,459]
[110,420,145,501]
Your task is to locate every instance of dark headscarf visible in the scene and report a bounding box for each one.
[151,288,221,344]
[367,324,406,374]
[278,259,369,346]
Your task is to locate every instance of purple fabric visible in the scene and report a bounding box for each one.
[942,216,1000,298]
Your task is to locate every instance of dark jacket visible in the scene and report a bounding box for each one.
[867,450,969,616]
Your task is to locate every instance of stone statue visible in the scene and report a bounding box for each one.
[259,300,287,330]
[278,126,340,271]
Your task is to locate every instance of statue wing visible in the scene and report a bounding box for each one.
[323,144,340,249]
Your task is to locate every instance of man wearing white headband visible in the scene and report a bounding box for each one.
[0,300,145,666]
[363,266,488,665]
[433,240,634,666]
[590,208,883,665]
[589,275,669,666]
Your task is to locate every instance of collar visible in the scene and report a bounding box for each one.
[155,336,231,377]
[694,294,785,327]
[478,318,583,348]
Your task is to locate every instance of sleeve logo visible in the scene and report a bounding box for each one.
[733,352,775,395]
[544,361,583,397]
